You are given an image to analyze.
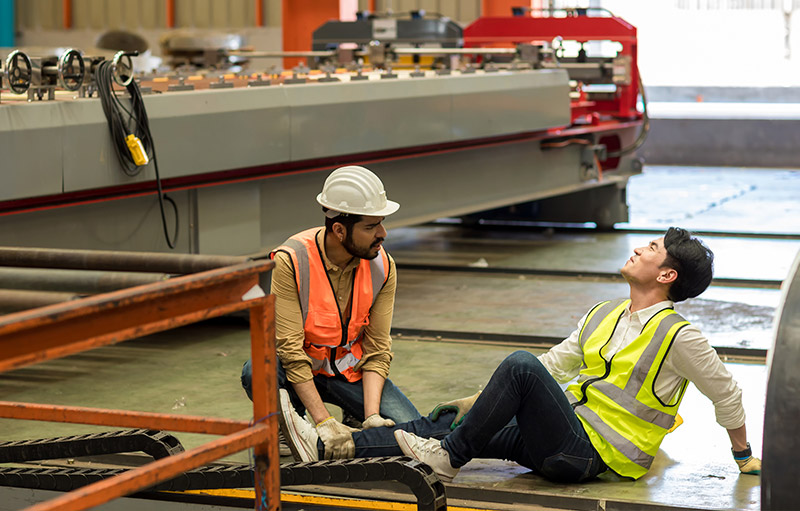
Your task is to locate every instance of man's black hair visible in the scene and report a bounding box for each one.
[323,207,363,235]
[662,227,714,302]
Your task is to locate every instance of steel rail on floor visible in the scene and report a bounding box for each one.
[395,262,783,289]
[426,220,800,241]
[0,249,279,511]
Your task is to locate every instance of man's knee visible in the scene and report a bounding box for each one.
[241,360,253,401]
[503,350,542,371]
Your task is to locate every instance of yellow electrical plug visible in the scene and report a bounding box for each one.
[125,134,149,166]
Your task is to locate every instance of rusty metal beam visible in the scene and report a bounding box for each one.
[0,254,279,511]
[24,423,271,511]
[0,247,250,274]
[0,260,273,372]
[0,402,251,435]
[250,299,280,508]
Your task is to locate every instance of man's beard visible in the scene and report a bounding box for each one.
[343,232,383,260]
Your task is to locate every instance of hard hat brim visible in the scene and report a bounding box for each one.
[317,193,400,217]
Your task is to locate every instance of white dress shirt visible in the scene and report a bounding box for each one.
[539,300,746,429]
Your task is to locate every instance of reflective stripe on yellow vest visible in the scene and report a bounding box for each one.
[271,227,390,382]
[567,299,690,479]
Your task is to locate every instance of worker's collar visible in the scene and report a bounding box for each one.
[624,299,675,322]
[317,228,359,272]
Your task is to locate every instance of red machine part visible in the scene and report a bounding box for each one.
[464,13,640,123]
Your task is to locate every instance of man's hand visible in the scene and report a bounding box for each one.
[431,391,481,431]
[362,413,395,429]
[733,443,761,475]
[316,417,359,459]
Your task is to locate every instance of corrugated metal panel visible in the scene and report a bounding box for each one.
[122,2,140,27]
[228,0,248,27]
[394,0,419,12]
[265,0,281,27]
[419,0,439,14]
[87,0,107,29]
[106,1,123,28]
[141,0,161,28]
[460,0,480,22]
[17,0,35,30]
[210,0,229,27]
[35,0,59,29]
[438,0,459,18]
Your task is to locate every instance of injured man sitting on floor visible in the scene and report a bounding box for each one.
[277,227,761,482]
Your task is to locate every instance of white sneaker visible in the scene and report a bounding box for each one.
[277,430,292,457]
[278,389,319,462]
[393,430,459,482]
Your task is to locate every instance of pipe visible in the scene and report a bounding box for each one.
[0,247,249,275]
[0,268,168,294]
[0,289,78,313]
[62,0,72,29]
[166,0,175,28]
[255,0,264,27]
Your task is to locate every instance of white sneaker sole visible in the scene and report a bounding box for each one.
[393,430,454,483]
[278,389,317,462]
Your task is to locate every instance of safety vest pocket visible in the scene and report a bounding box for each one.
[312,311,340,329]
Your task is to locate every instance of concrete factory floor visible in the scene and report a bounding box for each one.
[1,165,798,510]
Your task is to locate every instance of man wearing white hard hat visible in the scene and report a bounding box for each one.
[242,166,420,460]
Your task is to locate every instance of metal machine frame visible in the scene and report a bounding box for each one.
[464,10,640,123]
[0,249,279,511]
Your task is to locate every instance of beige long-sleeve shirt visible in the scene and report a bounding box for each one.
[539,300,746,430]
[272,228,397,384]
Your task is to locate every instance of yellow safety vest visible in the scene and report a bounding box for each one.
[567,299,690,479]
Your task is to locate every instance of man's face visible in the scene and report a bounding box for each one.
[342,215,387,260]
[621,236,671,285]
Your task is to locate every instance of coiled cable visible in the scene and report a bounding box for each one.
[95,59,179,249]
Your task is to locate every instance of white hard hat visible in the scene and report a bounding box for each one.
[316,166,400,217]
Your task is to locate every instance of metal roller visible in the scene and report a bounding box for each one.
[0,267,168,294]
[0,289,79,313]
[762,249,800,509]
[0,247,249,275]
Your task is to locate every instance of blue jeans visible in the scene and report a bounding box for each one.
[241,359,421,424]
[349,351,608,483]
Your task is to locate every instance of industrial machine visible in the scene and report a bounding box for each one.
[0,9,645,256]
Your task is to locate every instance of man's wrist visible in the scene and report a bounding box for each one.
[732,442,752,459]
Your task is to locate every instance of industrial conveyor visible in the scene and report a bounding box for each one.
[0,9,645,255]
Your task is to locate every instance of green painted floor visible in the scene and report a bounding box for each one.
[2,165,793,510]
[0,320,765,511]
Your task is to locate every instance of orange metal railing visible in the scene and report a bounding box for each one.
[0,253,279,511]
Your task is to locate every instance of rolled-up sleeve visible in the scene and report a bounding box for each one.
[666,325,746,429]
[272,251,314,384]
[354,254,396,378]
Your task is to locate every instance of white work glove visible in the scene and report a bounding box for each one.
[316,417,358,459]
[733,443,761,475]
[431,391,482,431]
[362,413,395,429]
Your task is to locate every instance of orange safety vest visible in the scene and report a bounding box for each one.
[271,228,391,382]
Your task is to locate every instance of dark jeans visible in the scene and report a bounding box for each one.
[349,351,608,483]
[241,359,421,424]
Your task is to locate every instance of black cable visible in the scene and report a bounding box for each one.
[606,71,650,158]
[95,59,179,249]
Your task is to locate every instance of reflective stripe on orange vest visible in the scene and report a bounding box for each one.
[272,227,390,382]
